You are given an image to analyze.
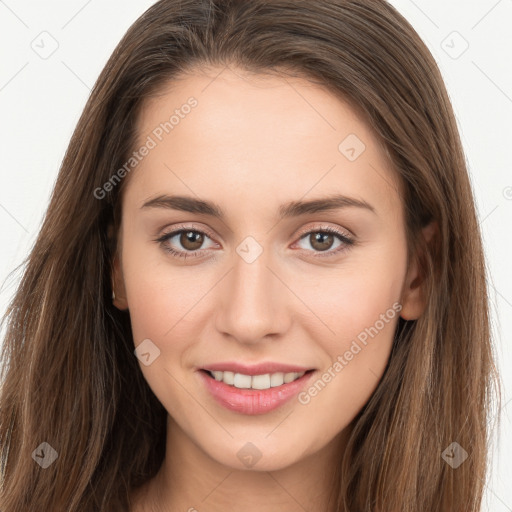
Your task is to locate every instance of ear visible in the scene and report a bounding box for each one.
[399,220,438,320]
[111,253,129,311]
[107,221,129,311]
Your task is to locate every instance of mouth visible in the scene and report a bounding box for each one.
[201,368,314,390]
[197,365,316,415]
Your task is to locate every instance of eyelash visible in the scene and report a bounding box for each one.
[154,224,355,260]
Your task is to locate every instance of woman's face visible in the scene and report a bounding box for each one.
[113,66,421,471]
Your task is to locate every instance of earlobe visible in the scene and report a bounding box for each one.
[399,221,438,320]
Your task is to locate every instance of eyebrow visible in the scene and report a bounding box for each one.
[140,193,376,218]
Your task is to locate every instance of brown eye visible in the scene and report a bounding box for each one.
[308,232,335,252]
[155,227,217,259]
[179,231,204,251]
[294,227,354,258]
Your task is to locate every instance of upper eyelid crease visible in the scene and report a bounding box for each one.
[157,225,353,241]
[140,193,376,219]
[155,225,355,260]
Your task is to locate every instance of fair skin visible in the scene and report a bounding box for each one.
[112,65,431,511]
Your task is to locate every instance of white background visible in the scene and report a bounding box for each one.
[0,0,511,510]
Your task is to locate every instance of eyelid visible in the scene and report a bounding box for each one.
[155,222,355,259]
[156,222,354,243]
[153,222,220,260]
[294,223,354,241]
[156,222,218,241]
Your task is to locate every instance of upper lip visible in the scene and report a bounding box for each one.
[200,362,314,376]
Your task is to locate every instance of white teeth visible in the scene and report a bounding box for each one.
[208,370,306,390]
[284,372,297,383]
[233,373,252,388]
[251,374,271,390]
[212,371,223,381]
[223,371,234,385]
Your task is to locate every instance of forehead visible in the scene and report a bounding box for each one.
[125,66,402,220]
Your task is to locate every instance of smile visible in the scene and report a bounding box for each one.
[207,370,306,390]
[197,364,316,415]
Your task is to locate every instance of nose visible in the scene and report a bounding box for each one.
[214,248,290,345]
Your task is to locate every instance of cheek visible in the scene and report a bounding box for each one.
[293,292,401,444]
[120,249,203,416]
[298,240,405,385]
[303,238,406,344]
[120,236,203,344]
[123,270,175,345]
[294,238,406,425]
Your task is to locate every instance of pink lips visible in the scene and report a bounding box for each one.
[197,362,315,415]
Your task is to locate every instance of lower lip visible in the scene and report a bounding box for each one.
[198,370,315,415]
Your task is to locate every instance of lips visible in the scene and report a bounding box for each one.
[197,362,316,415]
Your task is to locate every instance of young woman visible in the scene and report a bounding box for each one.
[0,0,500,510]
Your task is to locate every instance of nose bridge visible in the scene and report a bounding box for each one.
[215,242,288,343]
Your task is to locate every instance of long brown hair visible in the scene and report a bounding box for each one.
[0,1,500,510]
